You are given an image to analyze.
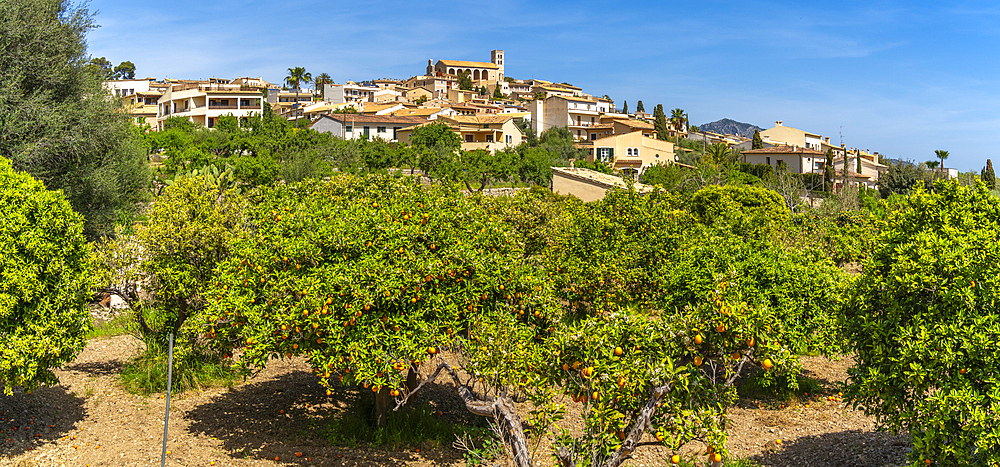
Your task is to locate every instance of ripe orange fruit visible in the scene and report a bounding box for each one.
[295,452,303,457]
[655,432,664,442]
[562,363,570,371]
[712,452,722,463]
[960,368,967,375]
[716,324,726,333]
[671,454,680,464]
[747,337,755,347]
[762,359,773,371]
[694,356,703,366]
[694,334,703,345]
[591,391,599,402]
[427,346,437,355]
[614,346,623,356]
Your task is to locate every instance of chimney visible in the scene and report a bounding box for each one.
[825,136,830,143]
[776,120,783,127]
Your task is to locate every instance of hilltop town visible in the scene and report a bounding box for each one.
[100,49,918,193]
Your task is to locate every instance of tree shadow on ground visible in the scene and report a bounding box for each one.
[749,429,910,467]
[62,359,127,377]
[185,369,474,466]
[0,385,87,457]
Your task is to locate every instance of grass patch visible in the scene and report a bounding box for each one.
[120,343,237,395]
[316,390,491,449]
[86,313,132,340]
[737,372,824,401]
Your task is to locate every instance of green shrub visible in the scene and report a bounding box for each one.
[690,184,788,233]
[0,157,92,394]
[845,180,1000,466]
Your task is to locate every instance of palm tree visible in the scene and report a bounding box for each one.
[285,67,311,121]
[706,142,731,166]
[670,108,686,135]
[285,67,312,92]
[935,149,950,176]
[314,73,332,99]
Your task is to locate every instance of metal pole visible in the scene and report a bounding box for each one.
[160,333,174,467]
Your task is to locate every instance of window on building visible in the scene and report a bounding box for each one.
[362,126,370,137]
[626,148,633,156]
[590,133,597,140]
[506,135,513,144]
[597,147,614,162]
[633,147,640,157]
[393,127,401,139]
[377,126,387,133]
[345,125,353,133]
[485,134,494,143]
[766,157,771,165]
[465,134,474,142]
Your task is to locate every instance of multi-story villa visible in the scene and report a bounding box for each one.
[156,81,263,129]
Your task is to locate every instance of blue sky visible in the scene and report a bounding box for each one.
[86,0,1000,170]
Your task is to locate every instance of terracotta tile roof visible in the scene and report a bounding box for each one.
[438,60,499,69]
[391,108,444,117]
[615,120,654,130]
[318,114,429,125]
[742,145,825,156]
[440,115,516,125]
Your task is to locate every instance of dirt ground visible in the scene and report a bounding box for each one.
[1,336,910,467]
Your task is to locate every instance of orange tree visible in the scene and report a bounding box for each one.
[196,175,559,458]
[0,157,92,394]
[845,181,1000,466]
[541,283,799,467]
[545,187,693,316]
[547,185,845,357]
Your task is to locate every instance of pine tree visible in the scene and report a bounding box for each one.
[984,159,996,190]
[752,130,763,150]
[636,100,645,113]
[653,104,669,141]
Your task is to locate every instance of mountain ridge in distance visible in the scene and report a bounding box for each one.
[698,118,764,138]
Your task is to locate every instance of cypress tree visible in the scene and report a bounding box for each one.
[984,159,996,190]
[824,148,835,192]
[653,104,669,141]
[752,130,763,150]
[636,100,645,113]
[622,101,628,115]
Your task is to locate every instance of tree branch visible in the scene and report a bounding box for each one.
[393,361,533,467]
